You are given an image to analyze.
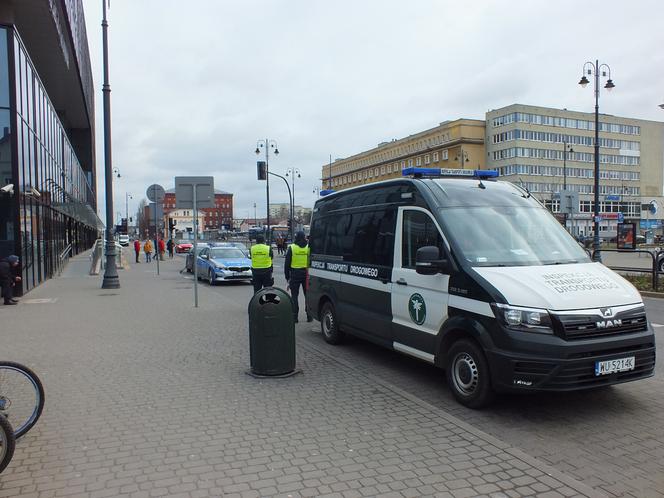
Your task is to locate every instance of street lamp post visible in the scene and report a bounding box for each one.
[268,171,292,241]
[101,0,119,289]
[255,139,279,243]
[562,140,574,191]
[579,60,615,262]
[561,140,574,232]
[455,149,469,169]
[125,192,132,234]
[286,168,300,241]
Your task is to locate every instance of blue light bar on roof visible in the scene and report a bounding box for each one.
[320,189,336,196]
[402,167,499,179]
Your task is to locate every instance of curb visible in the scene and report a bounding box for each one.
[641,291,664,299]
[299,338,607,498]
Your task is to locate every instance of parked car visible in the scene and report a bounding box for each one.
[175,240,193,253]
[184,243,209,273]
[118,234,129,246]
[213,241,249,257]
[196,246,252,285]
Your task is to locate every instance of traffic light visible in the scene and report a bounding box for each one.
[168,217,176,231]
[257,161,267,180]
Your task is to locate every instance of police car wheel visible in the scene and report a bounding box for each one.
[659,258,664,273]
[321,302,344,345]
[208,270,215,286]
[446,339,494,409]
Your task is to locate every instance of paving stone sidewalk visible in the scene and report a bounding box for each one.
[0,253,603,497]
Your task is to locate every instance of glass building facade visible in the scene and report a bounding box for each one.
[0,26,100,295]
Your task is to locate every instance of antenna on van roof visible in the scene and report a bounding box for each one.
[517,177,531,198]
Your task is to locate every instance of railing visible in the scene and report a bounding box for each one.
[593,248,661,292]
[58,243,73,276]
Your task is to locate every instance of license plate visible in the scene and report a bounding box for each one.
[595,356,635,376]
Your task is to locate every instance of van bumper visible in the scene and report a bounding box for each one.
[484,328,656,393]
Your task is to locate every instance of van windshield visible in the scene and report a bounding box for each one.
[440,206,590,267]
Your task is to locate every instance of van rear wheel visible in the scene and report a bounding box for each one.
[320,302,344,345]
[446,339,494,408]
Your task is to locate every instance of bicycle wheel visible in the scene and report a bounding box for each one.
[0,362,45,438]
[0,413,15,473]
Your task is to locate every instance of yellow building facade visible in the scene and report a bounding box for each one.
[321,119,486,191]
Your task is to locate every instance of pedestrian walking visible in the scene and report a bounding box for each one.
[284,231,312,323]
[250,234,274,293]
[276,236,284,256]
[133,239,141,263]
[158,238,166,261]
[166,238,174,258]
[144,239,153,262]
[0,255,21,305]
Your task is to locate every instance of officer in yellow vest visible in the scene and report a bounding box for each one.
[250,234,274,293]
[284,231,312,323]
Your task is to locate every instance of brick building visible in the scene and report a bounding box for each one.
[163,188,234,230]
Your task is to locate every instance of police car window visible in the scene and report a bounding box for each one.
[345,209,395,266]
[402,210,443,269]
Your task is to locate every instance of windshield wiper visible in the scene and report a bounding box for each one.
[544,260,578,265]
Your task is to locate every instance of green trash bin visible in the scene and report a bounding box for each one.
[248,287,295,376]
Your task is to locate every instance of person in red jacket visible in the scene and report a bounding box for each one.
[133,239,141,263]
[158,238,166,260]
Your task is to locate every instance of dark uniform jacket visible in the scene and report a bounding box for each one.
[0,258,16,284]
[284,241,308,283]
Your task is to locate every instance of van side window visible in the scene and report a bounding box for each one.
[402,210,444,269]
[345,210,394,266]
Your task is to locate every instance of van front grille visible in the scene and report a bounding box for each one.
[552,307,648,340]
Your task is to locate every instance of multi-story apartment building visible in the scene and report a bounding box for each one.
[0,1,99,295]
[163,188,234,231]
[268,203,313,223]
[486,104,664,238]
[320,118,486,192]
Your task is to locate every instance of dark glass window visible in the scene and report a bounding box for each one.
[402,210,444,269]
[0,28,9,108]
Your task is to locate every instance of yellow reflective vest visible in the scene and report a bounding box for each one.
[289,244,309,269]
[250,243,272,269]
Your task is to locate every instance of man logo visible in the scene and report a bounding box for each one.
[601,307,613,317]
[596,318,622,329]
[408,293,426,325]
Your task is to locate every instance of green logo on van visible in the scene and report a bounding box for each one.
[408,293,426,325]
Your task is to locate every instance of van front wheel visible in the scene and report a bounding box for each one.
[320,302,344,345]
[446,339,494,408]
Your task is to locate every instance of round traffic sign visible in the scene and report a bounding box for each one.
[146,184,165,202]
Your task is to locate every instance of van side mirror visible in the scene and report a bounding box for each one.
[416,246,449,275]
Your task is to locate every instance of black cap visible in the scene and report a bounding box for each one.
[256,234,265,244]
[7,255,19,264]
[295,231,306,243]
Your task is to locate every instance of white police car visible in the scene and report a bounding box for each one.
[196,246,252,285]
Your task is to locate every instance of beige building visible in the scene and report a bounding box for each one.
[486,103,664,238]
[268,203,313,223]
[164,209,205,238]
[321,118,486,191]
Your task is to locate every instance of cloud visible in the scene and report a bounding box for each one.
[84,0,664,224]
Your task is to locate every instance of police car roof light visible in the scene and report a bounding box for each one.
[402,167,499,179]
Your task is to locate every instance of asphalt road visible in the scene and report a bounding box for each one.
[184,254,664,497]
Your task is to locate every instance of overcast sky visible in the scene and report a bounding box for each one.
[82,0,664,224]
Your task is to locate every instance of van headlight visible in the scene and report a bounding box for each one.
[492,303,553,333]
